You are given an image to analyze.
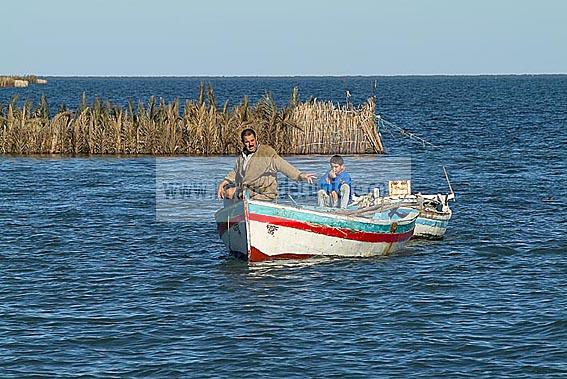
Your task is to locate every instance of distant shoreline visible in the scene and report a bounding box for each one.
[10,73,567,79]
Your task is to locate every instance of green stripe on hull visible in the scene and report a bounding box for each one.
[248,202,414,234]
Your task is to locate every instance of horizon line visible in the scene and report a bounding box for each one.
[3,73,567,78]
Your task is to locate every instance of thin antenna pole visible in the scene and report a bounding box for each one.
[443,166,455,200]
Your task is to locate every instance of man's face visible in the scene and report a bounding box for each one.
[330,163,344,173]
[243,134,257,153]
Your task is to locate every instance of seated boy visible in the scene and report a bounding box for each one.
[317,155,352,209]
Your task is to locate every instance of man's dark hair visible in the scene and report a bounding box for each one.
[330,155,344,165]
[241,128,256,142]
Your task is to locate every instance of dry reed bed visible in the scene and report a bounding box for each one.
[0,75,44,87]
[0,86,382,155]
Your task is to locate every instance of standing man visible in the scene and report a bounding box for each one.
[317,155,352,209]
[217,128,316,201]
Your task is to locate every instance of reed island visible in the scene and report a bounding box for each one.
[0,75,48,88]
[0,84,383,155]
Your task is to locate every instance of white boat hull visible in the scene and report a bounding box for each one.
[215,199,418,263]
[414,208,452,239]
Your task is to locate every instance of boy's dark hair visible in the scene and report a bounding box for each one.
[241,128,256,142]
[330,155,344,165]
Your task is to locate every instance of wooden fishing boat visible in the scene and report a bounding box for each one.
[353,179,455,240]
[215,198,419,263]
[386,193,453,239]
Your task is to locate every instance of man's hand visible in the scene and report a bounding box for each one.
[329,169,337,179]
[299,173,317,184]
[217,180,230,199]
[217,184,225,199]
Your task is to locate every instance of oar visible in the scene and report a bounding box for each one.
[288,194,299,207]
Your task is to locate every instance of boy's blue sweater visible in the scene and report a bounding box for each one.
[318,171,352,201]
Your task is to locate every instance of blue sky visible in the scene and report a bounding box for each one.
[2,0,566,76]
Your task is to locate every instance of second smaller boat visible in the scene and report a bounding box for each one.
[352,179,455,240]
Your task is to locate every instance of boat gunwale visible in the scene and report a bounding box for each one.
[245,199,418,227]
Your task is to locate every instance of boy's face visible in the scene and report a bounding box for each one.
[330,163,344,173]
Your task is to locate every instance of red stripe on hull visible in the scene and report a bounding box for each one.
[248,213,413,243]
[249,246,313,263]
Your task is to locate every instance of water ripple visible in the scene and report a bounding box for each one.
[2,76,567,377]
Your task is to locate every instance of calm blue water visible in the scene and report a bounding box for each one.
[1,76,567,377]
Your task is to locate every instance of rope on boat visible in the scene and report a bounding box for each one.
[376,115,439,148]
